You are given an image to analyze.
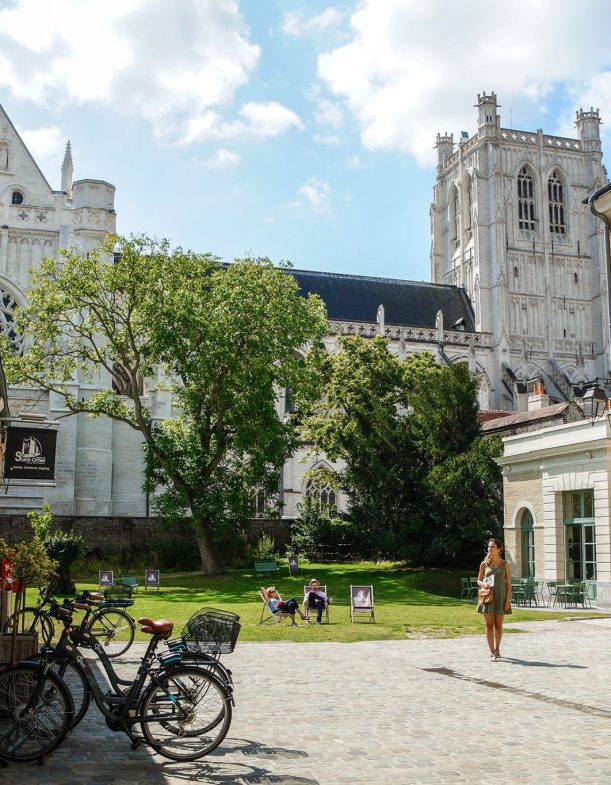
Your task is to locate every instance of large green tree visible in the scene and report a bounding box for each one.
[303,337,502,565]
[5,235,327,574]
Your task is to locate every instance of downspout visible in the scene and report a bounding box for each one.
[588,190,611,372]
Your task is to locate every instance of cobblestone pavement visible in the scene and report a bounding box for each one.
[3,617,611,784]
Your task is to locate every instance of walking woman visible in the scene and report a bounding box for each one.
[477,538,512,661]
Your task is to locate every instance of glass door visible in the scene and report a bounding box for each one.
[563,491,596,581]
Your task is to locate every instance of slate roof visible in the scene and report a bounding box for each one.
[288,269,475,331]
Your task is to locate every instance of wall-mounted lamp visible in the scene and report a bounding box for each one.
[581,384,611,425]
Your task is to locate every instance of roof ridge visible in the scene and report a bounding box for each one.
[288,268,464,290]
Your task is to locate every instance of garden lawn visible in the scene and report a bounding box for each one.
[73,562,606,644]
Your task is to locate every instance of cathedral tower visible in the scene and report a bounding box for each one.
[431,93,608,409]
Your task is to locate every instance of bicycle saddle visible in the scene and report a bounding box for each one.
[138,617,174,639]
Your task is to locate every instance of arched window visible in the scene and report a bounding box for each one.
[306,477,337,512]
[0,287,24,354]
[548,170,566,234]
[449,187,459,250]
[513,265,519,278]
[520,508,535,578]
[517,167,536,231]
[465,177,473,237]
[573,272,578,284]
[11,190,24,205]
[250,489,266,518]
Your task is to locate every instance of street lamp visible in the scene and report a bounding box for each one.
[582,385,608,424]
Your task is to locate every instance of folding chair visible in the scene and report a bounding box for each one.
[288,555,301,576]
[98,570,113,589]
[350,584,375,623]
[258,590,292,624]
[303,584,330,623]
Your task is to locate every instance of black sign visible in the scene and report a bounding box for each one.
[145,569,160,586]
[3,426,57,481]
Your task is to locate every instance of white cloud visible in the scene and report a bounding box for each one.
[317,0,611,166]
[182,102,303,144]
[298,177,331,212]
[346,154,362,168]
[17,125,65,164]
[314,97,343,128]
[283,7,344,36]
[0,0,269,143]
[314,133,342,145]
[200,148,240,169]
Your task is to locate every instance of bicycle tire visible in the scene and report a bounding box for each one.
[27,655,91,732]
[139,666,232,761]
[87,607,135,658]
[0,664,73,763]
[179,651,233,689]
[3,607,54,646]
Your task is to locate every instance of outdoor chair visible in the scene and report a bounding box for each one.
[460,577,476,602]
[258,590,293,624]
[121,575,139,594]
[287,555,301,576]
[303,584,330,623]
[350,585,375,623]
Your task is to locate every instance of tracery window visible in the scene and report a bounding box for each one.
[11,190,24,205]
[449,187,459,249]
[517,167,536,231]
[465,177,473,236]
[0,287,24,354]
[305,477,337,511]
[251,489,266,518]
[548,170,566,234]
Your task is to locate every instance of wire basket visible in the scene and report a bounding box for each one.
[180,607,241,654]
[103,583,133,600]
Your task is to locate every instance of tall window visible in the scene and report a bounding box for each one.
[520,509,535,578]
[449,187,459,249]
[548,170,566,234]
[305,477,337,512]
[465,177,473,237]
[563,490,596,580]
[517,167,536,231]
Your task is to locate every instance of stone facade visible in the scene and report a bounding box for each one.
[431,92,609,410]
[499,420,611,607]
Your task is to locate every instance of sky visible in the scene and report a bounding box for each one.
[2,0,611,282]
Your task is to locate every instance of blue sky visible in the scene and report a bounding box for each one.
[2,0,611,282]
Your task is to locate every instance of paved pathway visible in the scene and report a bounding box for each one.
[4,617,611,784]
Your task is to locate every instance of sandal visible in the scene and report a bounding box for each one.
[494,649,501,659]
[490,653,497,662]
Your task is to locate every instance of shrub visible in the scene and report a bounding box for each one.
[250,533,279,562]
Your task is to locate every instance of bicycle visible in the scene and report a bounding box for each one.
[3,583,136,657]
[0,606,237,764]
[29,600,237,732]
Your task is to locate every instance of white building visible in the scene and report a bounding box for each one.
[431,92,609,410]
[0,95,608,522]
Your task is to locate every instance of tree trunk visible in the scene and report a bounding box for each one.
[195,521,225,576]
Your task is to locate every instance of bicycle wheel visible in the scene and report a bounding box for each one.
[180,651,233,690]
[87,608,135,658]
[139,667,232,761]
[0,664,73,763]
[27,655,91,732]
[3,607,54,646]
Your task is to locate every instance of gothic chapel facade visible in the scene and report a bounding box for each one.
[0,95,607,517]
[431,92,609,410]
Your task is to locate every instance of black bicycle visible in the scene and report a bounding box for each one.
[0,607,237,764]
[29,600,237,732]
[3,583,136,657]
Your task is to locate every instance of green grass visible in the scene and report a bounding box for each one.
[69,562,606,644]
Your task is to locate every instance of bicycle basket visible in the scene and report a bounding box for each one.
[180,608,241,654]
[103,584,133,600]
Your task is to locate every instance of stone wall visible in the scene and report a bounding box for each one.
[0,515,291,552]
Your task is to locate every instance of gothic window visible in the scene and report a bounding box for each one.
[517,167,536,231]
[465,177,473,237]
[449,187,459,250]
[0,288,24,354]
[548,170,566,234]
[574,272,578,284]
[305,477,337,511]
[11,190,24,205]
[251,489,266,518]
[513,266,518,278]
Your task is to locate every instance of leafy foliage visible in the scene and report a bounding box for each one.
[6,235,327,574]
[290,495,351,559]
[303,337,503,565]
[27,503,83,593]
